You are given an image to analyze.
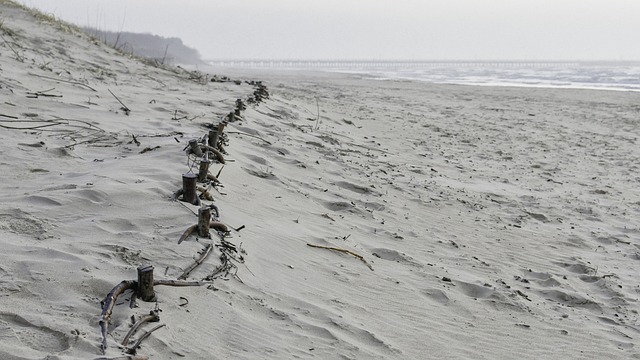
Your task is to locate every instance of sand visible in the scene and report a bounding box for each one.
[1,2,640,359]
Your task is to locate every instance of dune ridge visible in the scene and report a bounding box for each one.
[1,1,640,359]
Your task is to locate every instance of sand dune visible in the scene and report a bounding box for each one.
[1,2,639,359]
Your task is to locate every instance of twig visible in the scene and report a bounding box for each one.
[0,114,18,119]
[307,243,374,271]
[26,88,63,98]
[178,243,214,280]
[121,310,160,346]
[108,89,131,115]
[215,165,225,179]
[28,72,97,92]
[140,146,160,154]
[125,324,166,355]
[224,131,272,145]
[93,356,149,360]
[99,280,136,354]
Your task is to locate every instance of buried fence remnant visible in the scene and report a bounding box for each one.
[137,265,156,302]
[197,206,212,237]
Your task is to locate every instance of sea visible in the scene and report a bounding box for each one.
[207,60,640,92]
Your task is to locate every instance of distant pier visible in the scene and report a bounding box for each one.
[205,60,640,69]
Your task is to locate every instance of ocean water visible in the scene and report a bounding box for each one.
[208,60,640,92]
[339,62,640,92]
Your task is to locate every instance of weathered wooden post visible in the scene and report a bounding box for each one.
[198,155,210,182]
[182,173,198,204]
[197,206,211,238]
[208,129,219,148]
[137,265,155,302]
[188,139,203,157]
[218,121,226,135]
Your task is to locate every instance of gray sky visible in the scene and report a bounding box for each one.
[15,0,640,60]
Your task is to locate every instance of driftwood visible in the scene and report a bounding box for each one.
[99,280,136,354]
[178,224,197,244]
[210,221,229,234]
[99,278,210,352]
[208,204,220,219]
[125,324,166,355]
[178,220,228,244]
[306,243,374,271]
[186,143,225,164]
[206,173,220,185]
[121,310,160,346]
[196,186,214,201]
[178,243,214,280]
[204,146,225,164]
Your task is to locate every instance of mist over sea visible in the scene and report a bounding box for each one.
[207,60,640,92]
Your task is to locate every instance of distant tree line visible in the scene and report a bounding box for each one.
[83,27,204,65]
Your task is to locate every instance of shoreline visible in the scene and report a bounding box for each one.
[197,63,640,93]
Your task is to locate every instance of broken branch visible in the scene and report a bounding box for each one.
[178,243,214,280]
[121,310,160,346]
[125,323,166,355]
[99,280,136,353]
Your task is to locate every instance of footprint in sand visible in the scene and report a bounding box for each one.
[0,209,50,240]
[0,313,69,354]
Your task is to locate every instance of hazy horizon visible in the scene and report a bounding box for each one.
[15,0,640,61]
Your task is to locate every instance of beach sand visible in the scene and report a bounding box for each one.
[1,2,639,359]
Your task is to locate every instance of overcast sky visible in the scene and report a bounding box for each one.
[15,0,640,60]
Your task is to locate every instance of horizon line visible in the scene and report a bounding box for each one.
[204,58,640,63]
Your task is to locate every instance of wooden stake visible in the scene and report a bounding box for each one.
[188,139,203,157]
[182,173,198,205]
[208,129,219,148]
[136,265,156,302]
[216,122,226,150]
[197,206,212,237]
[198,157,210,182]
